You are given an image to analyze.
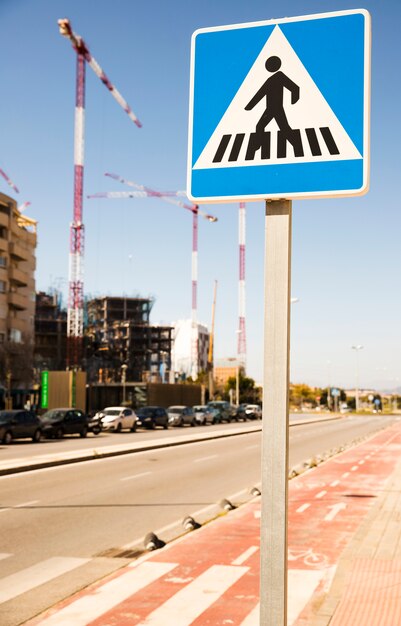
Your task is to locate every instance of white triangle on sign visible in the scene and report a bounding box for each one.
[194,26,362,169]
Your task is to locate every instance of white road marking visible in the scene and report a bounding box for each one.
[120,471,152,481]
[287,570,326,625]
[254,510,261,519]
[315,490,327,499]
[0,556,90,604]
[324,503,347,522]
[330,480,340,487]
[342,472,350,478]
[36,561,177,626]
[241,570,326,625]
[239,603,259,625]
[351,465,358,471]
[0,499,39,514]
[193,455,218,463]
[136,564,248,625]
[232,546,259,565]
[0,553,11,561]
[296,503,310,513]
[358,460,365,465]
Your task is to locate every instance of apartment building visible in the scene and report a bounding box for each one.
[0,192,37,347]
[85,296,173,383]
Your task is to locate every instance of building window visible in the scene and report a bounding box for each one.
[0,226,7,239]
[0,332,5,343]
[9,328,22,343]
[0,280,6,293]
[0,256,6,268]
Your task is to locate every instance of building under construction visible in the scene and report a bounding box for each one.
[85,296,173,383]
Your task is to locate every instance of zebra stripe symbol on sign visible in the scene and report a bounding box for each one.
[194,26,361,170]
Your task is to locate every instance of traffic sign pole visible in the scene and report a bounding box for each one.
[261,199,292,625]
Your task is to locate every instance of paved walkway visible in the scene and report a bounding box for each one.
[23,420,401,625]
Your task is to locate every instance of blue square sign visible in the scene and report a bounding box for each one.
[187,9,371,202]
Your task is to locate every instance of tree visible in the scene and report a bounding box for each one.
[290,383,322,409]
[224,373,259,404]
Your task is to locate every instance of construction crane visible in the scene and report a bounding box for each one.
[88,174,218,379]
[238,202,246,369]
[58,18,141,368]
[0,168,19,194]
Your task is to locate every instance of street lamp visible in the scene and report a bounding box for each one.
[121,363,128,404]
[351,345,364,411]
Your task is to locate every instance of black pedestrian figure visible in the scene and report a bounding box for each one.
[245,56,303,159]
[245,56,299,135]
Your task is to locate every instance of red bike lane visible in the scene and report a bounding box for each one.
[28,422,401,626]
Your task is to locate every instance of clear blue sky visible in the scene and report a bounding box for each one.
[1,0,400,391]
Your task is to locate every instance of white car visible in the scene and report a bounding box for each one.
[96,407,138,432]
[245,404,262,420]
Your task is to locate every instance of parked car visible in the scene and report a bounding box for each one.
[235,403,250,421]
[40,408,89,439]
[0,410,43,444]
[136,406,169,430]
[86,413,103,435]
[207,401,236,423]
[244,404,262,420]
[167,406,197,427]
[192,405,211,425]
[94,407,138,432]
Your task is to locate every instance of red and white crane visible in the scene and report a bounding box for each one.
[0,168,19,194]
[238,202,246,369]
[58,18,141,368]
[88,173,217,379]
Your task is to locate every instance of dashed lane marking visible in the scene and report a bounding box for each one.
[296,503,311,513]
[232,546,259,565]
[120,472,152,481]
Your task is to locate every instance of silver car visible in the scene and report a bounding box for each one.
[167,406,197,427]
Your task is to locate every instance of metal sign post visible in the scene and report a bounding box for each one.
[261,199,292,625]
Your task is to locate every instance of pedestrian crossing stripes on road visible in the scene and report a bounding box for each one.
[19,557,327,626]
[0,557,90,604]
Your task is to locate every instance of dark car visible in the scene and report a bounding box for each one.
[136,406,169,430]
[235,403,250,421]
[207,401,236,423]
[167,405,197,427]
[40,408,89,439]
[0,410,43,444]
[86,413,102,435]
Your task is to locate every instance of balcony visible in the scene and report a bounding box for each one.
[9,242,29,261]
[8,291,27,310]
[0,212,9,228]
[9,266,28,286]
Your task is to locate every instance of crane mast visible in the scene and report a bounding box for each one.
[58,19,141,368]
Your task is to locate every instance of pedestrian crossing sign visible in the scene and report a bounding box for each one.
[187,9,371,202]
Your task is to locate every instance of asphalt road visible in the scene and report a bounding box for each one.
[0,413,397,625]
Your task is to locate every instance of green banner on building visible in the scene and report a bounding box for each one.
[41,371,49,409]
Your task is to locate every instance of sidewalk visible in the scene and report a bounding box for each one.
[24,420,401,625]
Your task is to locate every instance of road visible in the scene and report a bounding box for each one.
[0,414,397,625]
